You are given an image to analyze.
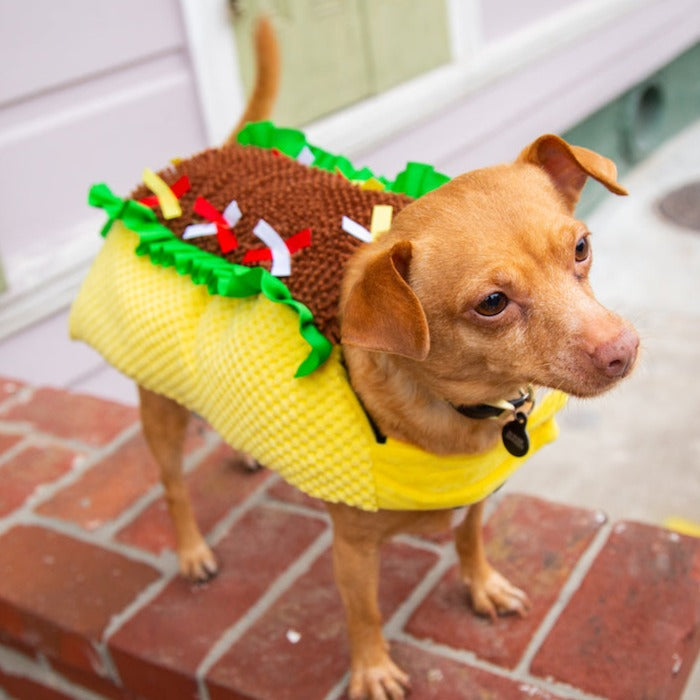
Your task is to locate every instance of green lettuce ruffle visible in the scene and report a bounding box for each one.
[237,121,450,197]
[88,183,331,378]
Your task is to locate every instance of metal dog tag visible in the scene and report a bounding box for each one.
[502,412,530,457]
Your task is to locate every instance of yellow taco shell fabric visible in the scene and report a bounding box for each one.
[70,223,567,511]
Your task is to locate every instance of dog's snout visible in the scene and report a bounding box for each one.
[590,327,639,378]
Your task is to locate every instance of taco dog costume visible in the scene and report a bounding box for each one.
[70,122,567,511]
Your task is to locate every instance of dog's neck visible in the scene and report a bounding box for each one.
[452,386,533,420]
[344,346,510,455]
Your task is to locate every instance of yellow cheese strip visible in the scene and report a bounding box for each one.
[370,205,393,240]
[142,168,182,220]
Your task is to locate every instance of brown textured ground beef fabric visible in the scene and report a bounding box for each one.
[130,144,413,343]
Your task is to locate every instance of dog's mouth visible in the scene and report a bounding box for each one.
[554,374,632,399]
[531,326,640,399]
[534,357,638,399]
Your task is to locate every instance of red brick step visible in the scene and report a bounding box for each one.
[531,520,700,699]
[405,495,606,669]
[0,525,160,675]
[0,377,698,700]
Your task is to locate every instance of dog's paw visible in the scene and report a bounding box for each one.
[178,541,218,583]
[348,657,410,700]
[466,567,530,620]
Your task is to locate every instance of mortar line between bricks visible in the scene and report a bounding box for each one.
[0,432,32,468]
[14,511,168,571]
[0,425,223,568]
[96,427,225,541]
[108,456,277,571]
[515,519,613,676]
[392,532,451,557]
[257,501,466,559]
[183,429,227,473]
[393,633,607,700]
[95,480,167,540]
[0,411,142,459]
[0,419,107,459]
[54,417,269,516]
[261,492,331,524]
[195,527,333,691]
[3,449,278,575]
[23,420,140,500]
[324,670,351,700]
[0,384,35,413]
[0,642,107,700]
[94,572,176,688]
[100,570,176,654]
[384,546,457,639]
[91,637,123,690]
[0,422,143,538]
[204,472,284,548]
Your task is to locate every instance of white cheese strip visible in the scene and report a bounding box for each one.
[296,145,315,166]
[342,215,373,243]
[183,199,241,240]
[183,222,218,239]
[252,219,291,277]
[223,199,242,227]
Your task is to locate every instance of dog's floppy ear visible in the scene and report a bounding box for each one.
[341,241,430,360]
[517,134,627,211]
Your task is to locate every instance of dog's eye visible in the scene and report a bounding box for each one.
[476,292,508,317]
[575,236,590,262]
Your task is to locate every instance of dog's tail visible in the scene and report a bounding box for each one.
[226,15,281,145]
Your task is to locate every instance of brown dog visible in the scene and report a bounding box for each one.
[136,18,638,700]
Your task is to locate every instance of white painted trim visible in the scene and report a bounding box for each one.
[446,0,484,61]
[0,220,102,340]
[177,0,244,145]
[178,0,656,155]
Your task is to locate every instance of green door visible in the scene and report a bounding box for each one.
[233,0,373,126]
[232,0,451,126]
[360,0,451,94]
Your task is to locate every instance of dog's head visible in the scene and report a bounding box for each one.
[341,135,639,409]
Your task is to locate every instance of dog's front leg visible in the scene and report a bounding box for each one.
[138,386,217,582]
[328,504,410,700]
[455,500,530,619]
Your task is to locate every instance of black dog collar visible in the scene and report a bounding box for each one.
[453,388,532,420]
[452,386,535,458]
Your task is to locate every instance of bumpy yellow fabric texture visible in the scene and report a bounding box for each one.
[70,223,567,511]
